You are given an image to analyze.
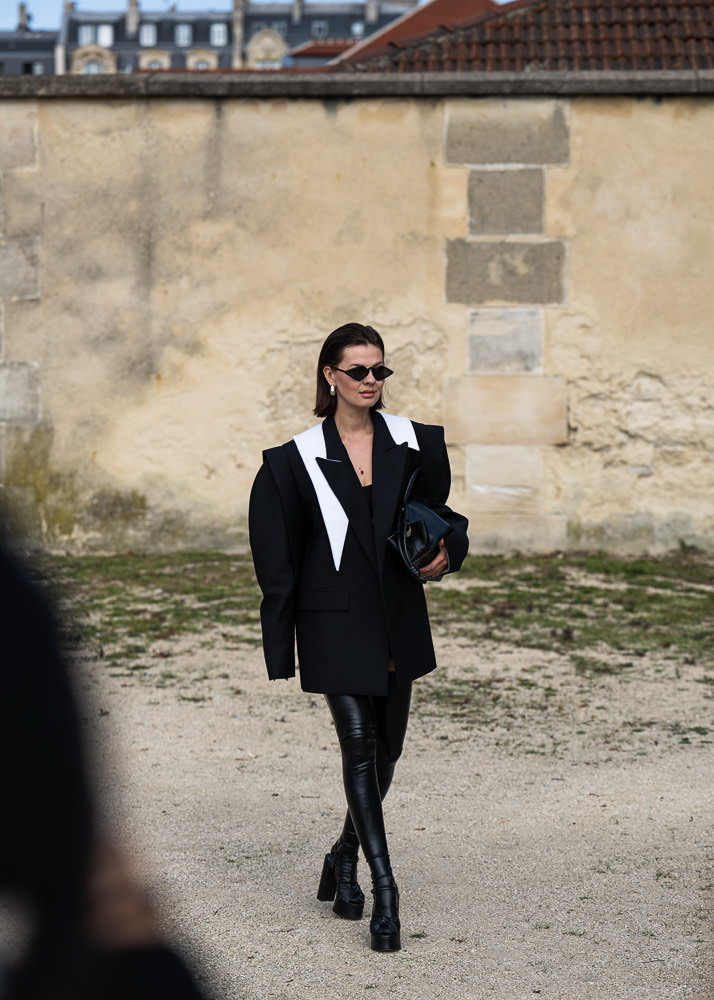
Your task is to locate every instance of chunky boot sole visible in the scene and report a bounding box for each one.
[370,927,401,952]
[317,853,365,920]
[370,875,400,951]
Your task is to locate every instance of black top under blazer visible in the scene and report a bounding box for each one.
[248,411,469,696]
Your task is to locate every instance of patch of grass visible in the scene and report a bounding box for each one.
[38,551,262,689]
[36,549,714,717]
[427,551,714,668]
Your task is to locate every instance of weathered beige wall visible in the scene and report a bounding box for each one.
[546,98,714,550]
[0,91,712,552]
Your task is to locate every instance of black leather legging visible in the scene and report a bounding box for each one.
[325,674,412,867]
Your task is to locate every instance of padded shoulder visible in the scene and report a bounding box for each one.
[411,421,445,458]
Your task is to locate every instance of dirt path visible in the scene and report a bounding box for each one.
[77,624,713,1000]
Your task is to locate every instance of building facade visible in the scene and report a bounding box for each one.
[0,4,56,75]
[55,0,416,73]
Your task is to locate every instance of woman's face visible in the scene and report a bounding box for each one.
[324,343,386,412]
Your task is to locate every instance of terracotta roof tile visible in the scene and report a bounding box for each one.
[335,0,501,64]
[291,38,355,57]
[343,0,714,72]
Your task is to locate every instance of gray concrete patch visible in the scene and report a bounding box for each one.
[468,169,544,235]
[446,103,569,166]
[446,239,566,305]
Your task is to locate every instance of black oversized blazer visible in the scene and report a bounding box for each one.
[248,411,469,696]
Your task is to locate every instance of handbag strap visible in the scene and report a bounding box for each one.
[403,467,420,507]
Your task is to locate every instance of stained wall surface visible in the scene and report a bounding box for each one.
[0,92,712,552]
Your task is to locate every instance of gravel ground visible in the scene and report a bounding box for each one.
[78,628,713,1000]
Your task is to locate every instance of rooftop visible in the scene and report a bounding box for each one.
[344,0,714,72]
[336,0,502,64]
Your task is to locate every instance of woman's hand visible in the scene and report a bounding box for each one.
[419,538,449,580]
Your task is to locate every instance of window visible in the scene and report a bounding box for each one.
[351,21,365,37]
[139,23,157,46]
[194,59,210,68]
[210,22,227,46]
[32,61,45,74]
[97,24,114,47]
[311,20,328,39]
[78,24,95,45]
[81,60,103,74]
[146,59,163,69]
[175,23,192,46]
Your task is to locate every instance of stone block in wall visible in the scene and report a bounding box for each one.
[0,362,41,423]
[0,106,37,170]
[446,239,565,305]
[467,308,543,374]
[446,101,568,166]
[2,171,44,236]
[465,444,542,513]
[466,513,567,553]
[468,169,544,235]
[443,375,567,445]
[0,237,40,300]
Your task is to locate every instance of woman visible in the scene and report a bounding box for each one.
[249,323,468,952]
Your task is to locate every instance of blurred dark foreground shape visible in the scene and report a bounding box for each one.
[0,537,207,1000]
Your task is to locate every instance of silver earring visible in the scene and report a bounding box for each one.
[329,384,335,396]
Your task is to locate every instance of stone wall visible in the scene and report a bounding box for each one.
[0,78,712,553]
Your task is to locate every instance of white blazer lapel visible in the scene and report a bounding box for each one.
[379,412,419,451]
[293,422,349,572]
[292,414,419,573]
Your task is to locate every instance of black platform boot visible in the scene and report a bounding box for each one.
[317,839,365,920]
[368,855,401,952]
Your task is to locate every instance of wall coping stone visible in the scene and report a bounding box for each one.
[2,70,714,100]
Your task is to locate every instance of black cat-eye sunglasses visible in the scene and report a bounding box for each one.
[332,364,394,382]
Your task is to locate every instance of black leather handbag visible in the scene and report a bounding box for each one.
[388,468,453,582]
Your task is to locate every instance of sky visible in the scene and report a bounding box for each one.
[4,0,232,30]
[1,0,510,32]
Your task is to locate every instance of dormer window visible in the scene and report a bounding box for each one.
[77,24,95,45]
[351,21,365,37]
[97,24,114,47]
[139,23,157,46]
[175,24,192,46]
[311,19,328,39]
[210,22,227,46]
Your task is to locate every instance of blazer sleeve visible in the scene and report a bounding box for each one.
[414,424,470,575]
[249,452,303,681]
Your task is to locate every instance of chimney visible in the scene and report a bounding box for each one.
[365,0,378,24]
[126,0,139,36]
[17,3,29,30]
[232,0,245,68]
[291,0,303,25]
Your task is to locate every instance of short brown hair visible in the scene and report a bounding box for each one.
[313,323,387,418]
